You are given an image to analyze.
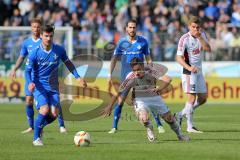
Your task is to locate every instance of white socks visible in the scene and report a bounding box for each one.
[181,102,194,129]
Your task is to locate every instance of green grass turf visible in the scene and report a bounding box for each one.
[0,103,239,160]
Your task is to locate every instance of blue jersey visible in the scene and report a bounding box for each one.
[20,37,41,96]
[20,37,42,58]
[113,35,150,81]
[26,44,70,92]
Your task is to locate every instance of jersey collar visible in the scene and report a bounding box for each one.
[40,44,53,54]
[32,37,41,42]
[126,35,138,44]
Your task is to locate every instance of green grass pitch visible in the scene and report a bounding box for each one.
[0,103,239,160]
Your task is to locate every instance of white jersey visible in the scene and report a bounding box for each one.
[176,32,208,74]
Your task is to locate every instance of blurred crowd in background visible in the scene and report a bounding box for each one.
[0,0,240,61]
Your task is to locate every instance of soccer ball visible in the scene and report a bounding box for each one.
[74,131,91,147]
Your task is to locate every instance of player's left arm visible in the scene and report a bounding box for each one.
[25,53,36,92]
[151,75,172,95]
[63,60,87,87]
[143,39,152,65]
[102,73,134,117]
[101,91,128,117]
[60,47,87,87]
[198,31,211,52]
[145,55,152,64]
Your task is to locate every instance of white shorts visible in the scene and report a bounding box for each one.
[133,96,169,116]
[182,73,207,93]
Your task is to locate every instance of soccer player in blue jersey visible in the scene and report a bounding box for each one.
[107,19,165,134]
[10,19,67,134]
[26,24,87,146]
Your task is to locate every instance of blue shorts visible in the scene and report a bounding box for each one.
[33,89,60,110]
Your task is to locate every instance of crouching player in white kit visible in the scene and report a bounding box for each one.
[102,58,189,142]
[175,16,211,133]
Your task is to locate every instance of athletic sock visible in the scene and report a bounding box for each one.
[167,120,183,137]
[144,121,153,130]
[33,113,46,141]
[58,106,65,127]
[112,104,122,129]
[25,104,34,129]
[185,102,194,129]
[151,111,162,127]
[193,100,200,111]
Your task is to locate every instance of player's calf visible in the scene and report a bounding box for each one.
[162,112,189,141]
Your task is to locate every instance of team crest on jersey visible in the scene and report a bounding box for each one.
[27,45,33,52]
[137,45,141,50]
[53,53,58,60]
[26,58,29,65]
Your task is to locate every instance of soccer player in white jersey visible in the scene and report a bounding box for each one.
[103,58,189,142]
[107,19,165,134]
[175,16,211,133]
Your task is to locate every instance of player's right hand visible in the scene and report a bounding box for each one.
[28,83,35,93]
[189,66,198,73]
[9,70,16,80]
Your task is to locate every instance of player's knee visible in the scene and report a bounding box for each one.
[39,106,50,115]
[26,97,34,105]
[51,108,59,118]
[138,112,149,124]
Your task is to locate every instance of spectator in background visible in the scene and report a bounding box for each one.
[0,0,239,62]
[78,22,92,48]
[231,3,240,26]
[204,1,220,21]
[96,23,113,49]
[11,8,22,26]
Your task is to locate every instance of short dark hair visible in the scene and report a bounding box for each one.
[130,57,144,68]
[30,18,42,25]
[40,24,55,34]
[126,19,137,27]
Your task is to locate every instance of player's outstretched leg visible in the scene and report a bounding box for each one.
[58,106,67,133]
[138,111,155,142]
[22,96,34,134]
[33,113,46,146]
[108,103,123,134]
[151,111,165,133]
[163,112,190,141]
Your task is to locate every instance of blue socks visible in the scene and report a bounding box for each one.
[151,111,162,127]
[25,104,34,129]
[57,106,65,128]
[112,104,122,129]
[34,113,46,141]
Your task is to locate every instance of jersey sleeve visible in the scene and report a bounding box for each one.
[143,39,150,56]
[176,35,187,56]
[19,41,28,57]
[25,51,36,83]
[113,39,124,57]
[60,47,69,62]
[119,72,136,93]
